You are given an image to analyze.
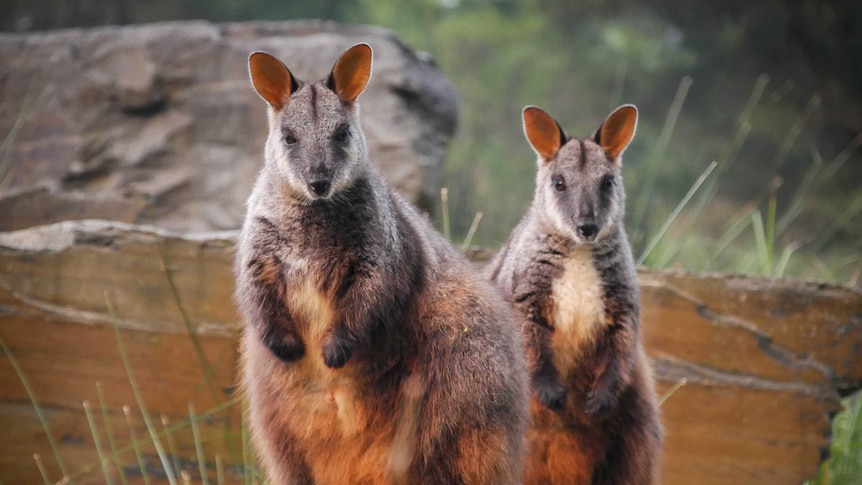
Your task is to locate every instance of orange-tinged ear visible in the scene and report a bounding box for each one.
[523,106,566,162]
[596,104,638,160]
[248,52,298,111]
[328,43,373,104]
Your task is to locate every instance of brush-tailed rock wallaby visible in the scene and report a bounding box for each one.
[234,43,528,485]
[485,105,663,485]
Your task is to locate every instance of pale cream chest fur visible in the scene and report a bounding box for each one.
[550,246,606,378]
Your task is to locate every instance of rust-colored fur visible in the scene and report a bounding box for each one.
[235,45,528,485]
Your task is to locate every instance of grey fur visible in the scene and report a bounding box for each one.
[486,105,662,485]
[235,46,528,484]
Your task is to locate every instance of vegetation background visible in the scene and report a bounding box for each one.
[2,1,860,483]
[3,0,860,285]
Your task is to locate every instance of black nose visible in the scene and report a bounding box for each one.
[309,178,331,196]
[577,223,598,240]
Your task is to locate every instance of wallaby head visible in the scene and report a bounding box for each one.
[522,105,637,244]
[248,44,373,201]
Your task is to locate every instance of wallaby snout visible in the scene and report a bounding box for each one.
[306,156,332,197]
[576,202,598,240]
[576,221,598,240]
[308,177,331,196]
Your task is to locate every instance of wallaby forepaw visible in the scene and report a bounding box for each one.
[322,332,355,369]
[264,331,305,363]
[534,375,567,410]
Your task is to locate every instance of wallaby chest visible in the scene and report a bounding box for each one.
[549,246,606,377]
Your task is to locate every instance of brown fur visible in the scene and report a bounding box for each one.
[485,106,663,485]
[235,45,528,485]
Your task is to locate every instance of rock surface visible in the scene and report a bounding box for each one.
[0,21,458,232]
[1,221,860,485]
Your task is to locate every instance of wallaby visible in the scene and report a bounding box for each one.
[234,44,529,485]
[485,105,663,484]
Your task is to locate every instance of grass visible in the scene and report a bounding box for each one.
[807,392,862,485]
[1,74,858,485]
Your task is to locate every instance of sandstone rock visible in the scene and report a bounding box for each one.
[0,21,458,232]
[0,221,860,485]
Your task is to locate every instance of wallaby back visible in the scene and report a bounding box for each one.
[486,105,662,485]
[235,44,528,485]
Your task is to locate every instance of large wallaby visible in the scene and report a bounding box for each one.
[485,105,663,484]
[234,44,529,485]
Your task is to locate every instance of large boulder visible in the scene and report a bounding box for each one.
[1,220,860,484]
[0,21,458,232]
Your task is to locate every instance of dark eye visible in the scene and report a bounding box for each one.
[601,176,615,191]
[334,126,351,143]
[283,132,297,145]
[552,175,566,192]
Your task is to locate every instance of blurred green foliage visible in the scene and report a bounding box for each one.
[2,2,861,482]
[3,0,860,284]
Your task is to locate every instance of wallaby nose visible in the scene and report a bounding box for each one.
[309,178,331,196]
[577,223,598,240]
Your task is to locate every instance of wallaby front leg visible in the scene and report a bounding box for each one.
[244,254,306,362]
[321,254,417,369]
[523,322,567,410]
[513,284,566,410]
[585,313,635,416]
[239,217,306,362]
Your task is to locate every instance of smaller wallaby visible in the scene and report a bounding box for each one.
[485,105,663,485]
[234,44,528,485]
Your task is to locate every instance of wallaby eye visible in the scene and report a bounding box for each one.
[283,132,297,145]
[601,175,615,191]
[552,175,566,192]
[334,126,351,143]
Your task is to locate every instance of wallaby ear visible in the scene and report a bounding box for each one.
[328,43,373,104]
[248,52,299,111]
[523,106,566,162]
[595,104,638,160]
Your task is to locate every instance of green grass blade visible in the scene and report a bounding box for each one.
[161,415,182,479]
[774,242,801,278]
[155,237,220,401]
[658,378,687,406]
[679,75,767,244]
[156,233,241,465]
[631,75,693,233]
[0,336,69,479]
[711,205,757,261]
[637,161,717,266]
[441,187,451,241]
[104,292,178,485]
[765,192,777,271]
[190,403,210,485]
[33,454,52,485]
[811,194,862,254]
[461,212,483,250]
[61,396,241,485]
[821,134,862,182]
[750,210,769,275]
[83,400,115,485]
[216,454,225,485]
[777,154,821,235]
[97,382,129,485]
[124,405,152,485]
